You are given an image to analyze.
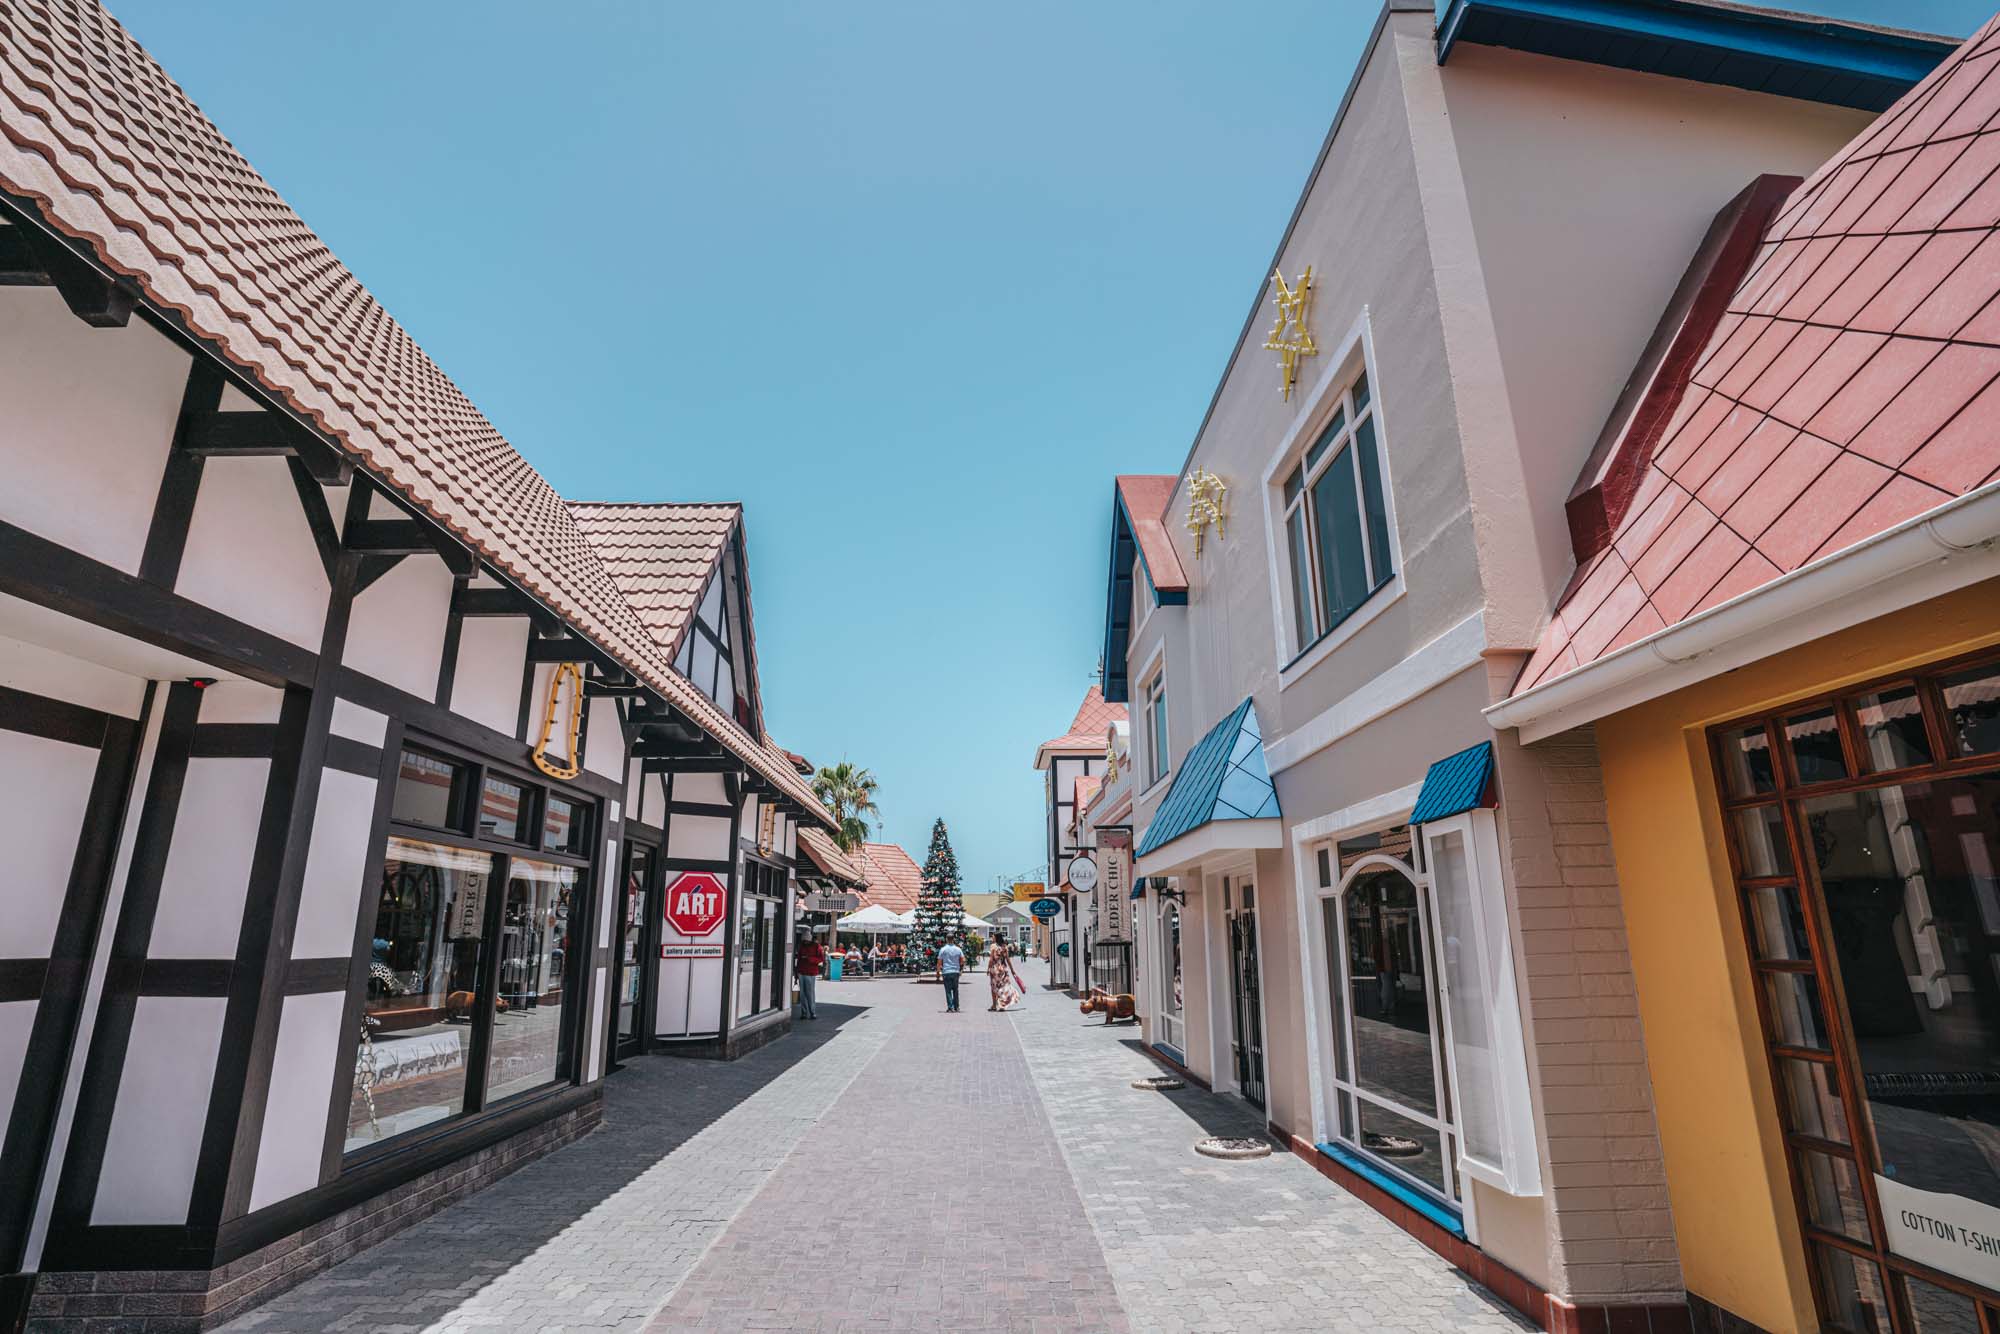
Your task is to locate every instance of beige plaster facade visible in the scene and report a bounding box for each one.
[1117,1,1875,1313]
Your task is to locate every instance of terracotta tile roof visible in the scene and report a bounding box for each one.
[796,826,866,886]
[565,503,739,662]
[1117,475,1188,594]
[1035,685,1128,764]
[851,842,922,914]
[1519,17,2000,693]
[0,0,830,824]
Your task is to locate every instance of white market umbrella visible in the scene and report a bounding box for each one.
[836,904,910,934]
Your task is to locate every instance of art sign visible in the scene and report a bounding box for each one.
[661,943,725,959]
[664,871,728,937]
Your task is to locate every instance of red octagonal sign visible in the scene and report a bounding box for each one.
[664,871,728,937]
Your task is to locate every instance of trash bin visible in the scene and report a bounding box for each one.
[827,955,844,981]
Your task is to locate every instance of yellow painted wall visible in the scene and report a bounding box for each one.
[1593,578,2000,1333]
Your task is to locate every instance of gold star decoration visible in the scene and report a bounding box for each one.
[1263,265,1317,400]
[1186,469,1228,560]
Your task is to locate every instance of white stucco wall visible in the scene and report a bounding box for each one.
[177,456,329,650]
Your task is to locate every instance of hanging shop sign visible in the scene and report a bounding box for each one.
[1012,883,1045,902]
[664,871,729,937]
[804,892,860,912]
[1098,839,1130,944]
[531,661,584,780]
[1067,857,1099,894]
[1029,897,1063,920]
[1262,263,1316,400]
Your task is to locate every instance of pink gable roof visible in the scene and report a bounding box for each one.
[1035,685,1128,762]
[1117,475,1188,595]
[1519,16,2000,693]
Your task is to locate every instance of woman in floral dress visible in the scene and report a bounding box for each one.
[988,938,1021,1011]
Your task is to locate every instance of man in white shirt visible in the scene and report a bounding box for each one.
[935,937,965,1013]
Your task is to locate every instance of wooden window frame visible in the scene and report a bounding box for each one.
[1710,644,2000,1331]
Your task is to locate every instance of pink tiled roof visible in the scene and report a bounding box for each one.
[1118,475,1188,594]
[1035,685,1128,760]
[1519,17,2000,693]
[851,842,923,914]
[797,826,866,887]
[0,0,829,823]
[566,503,739,663]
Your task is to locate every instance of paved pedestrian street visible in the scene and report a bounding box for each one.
[223,973,1530,1333]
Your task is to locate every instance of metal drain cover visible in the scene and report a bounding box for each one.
[1131,1075,1185,1090]
[1195,1136,1273,1160]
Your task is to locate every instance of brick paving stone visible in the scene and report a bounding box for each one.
[1009,987,1532,1334]
[648,974,1128,1333]
[217,1000,899,1334]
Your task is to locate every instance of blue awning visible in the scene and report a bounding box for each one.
[1409,740,1496,825]
[1134,698,1280,859]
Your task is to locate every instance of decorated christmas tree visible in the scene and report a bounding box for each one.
[908,818,964,971]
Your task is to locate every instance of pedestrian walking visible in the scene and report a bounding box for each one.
[987,937,1022,1011]
[935,936,965,1013]
[795,934,826,1020]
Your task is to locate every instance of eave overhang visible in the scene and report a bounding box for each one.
[1436,0,1954,112]
[1103,478,1187,705]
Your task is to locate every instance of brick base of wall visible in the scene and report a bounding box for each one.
[1287,1135,1696,1334]
[23,1094,603,1333]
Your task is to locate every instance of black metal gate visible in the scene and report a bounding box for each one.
[1228,908,1266,1109]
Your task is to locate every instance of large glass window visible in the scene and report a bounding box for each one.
[1279,369,1394,655]
[736,859,786,1021]
[348,837,492,1151]
[1715,649,2000,1327]
[345,741,597,1157]
[1158,898,1185,1055]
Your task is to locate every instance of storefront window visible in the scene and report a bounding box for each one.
[1715,650,2000,1327]
[347,837,492,1151]
[736,859,786,1020]
[345,739,597,1158]
[1159,900,1184,1054]
[488,858,576,1102]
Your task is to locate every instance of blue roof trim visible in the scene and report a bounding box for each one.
[1135,698,1281,859]
[1409,740,1496,826]
[1436,0,1953,113]
[1102,487,1187,706]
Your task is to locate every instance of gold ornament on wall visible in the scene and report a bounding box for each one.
[531,662,584,780]
[1186,469,1228,559]
[1262,264,1317,400]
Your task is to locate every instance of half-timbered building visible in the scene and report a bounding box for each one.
[0,3,839,1328]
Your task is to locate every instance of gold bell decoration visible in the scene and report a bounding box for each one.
[1186,469,1228,559]
[1263,264,1317,401]
[530,662,584,780]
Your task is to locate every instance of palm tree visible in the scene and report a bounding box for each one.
[813,762,880,853]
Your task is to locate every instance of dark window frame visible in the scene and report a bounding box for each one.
[1710,644,2000,1330]
[344,730,600,1166]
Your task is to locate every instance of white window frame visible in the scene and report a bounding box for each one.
[1420,808,1542,1197]
[1142,665,1169,790]
[1156,896,1185,1055]
[1315,845,1466,1214]
[1259,309,1405,688]
[1131,554,1155,638]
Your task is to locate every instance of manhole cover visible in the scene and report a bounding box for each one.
[1131,1075,1185,1090]
[1195,1136,1273,1160]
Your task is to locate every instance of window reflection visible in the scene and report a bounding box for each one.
[487,858,575,1102]
[1344,867,1440,1117]
[1806,776,2000,1212]
[348,838,492,1150]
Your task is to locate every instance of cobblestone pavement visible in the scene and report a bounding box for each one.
[220,1000,899,1334]
[219,971,1530,1332]
[1011,989,1530,1334]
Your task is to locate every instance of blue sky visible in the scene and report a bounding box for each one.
[112,0,1990,893]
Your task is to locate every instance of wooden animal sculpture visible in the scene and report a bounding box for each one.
[445,990,507,1021]
[1080,988,1137,1025]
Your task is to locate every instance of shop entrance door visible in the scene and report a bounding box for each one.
[1228,885,1266,1110]
[613,841,657,1062]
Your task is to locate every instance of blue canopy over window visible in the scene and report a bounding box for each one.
[1134,698,1280,859]
[1408,740,1496,825]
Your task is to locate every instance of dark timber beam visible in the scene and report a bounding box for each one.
[450,583,559,635]
[0,225,40,284]
[183,408,353,485]
[344,519,477,578]
[641,756,742,775]
[633,738,726,761]
[15,223,136,327]
[525,635,613,667]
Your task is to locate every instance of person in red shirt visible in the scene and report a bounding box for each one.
[795,934,827,1020]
